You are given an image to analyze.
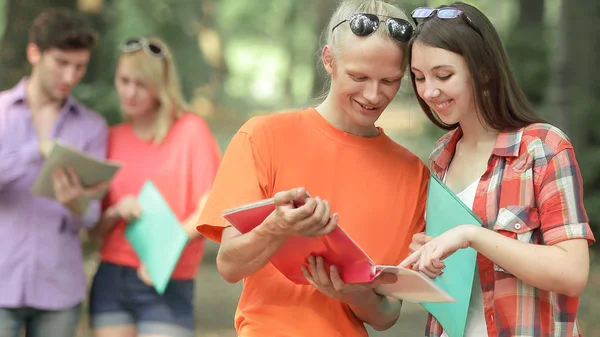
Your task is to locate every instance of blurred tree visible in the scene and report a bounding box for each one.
[505,0,548,105]
[0,0,77,90]
[191,0,227,118]
[310,0,338,99]
[75,0,122,126]
[544,0,600,234]
[137,0,213,103]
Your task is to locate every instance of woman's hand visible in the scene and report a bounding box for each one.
[400,225,474,278]
[137,264,153,286]
[110,195,142,221]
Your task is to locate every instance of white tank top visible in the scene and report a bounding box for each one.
[440,175,488,337]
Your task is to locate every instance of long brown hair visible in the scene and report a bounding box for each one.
[408,2,545,131]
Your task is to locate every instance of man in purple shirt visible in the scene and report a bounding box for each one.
[0,9,108,337]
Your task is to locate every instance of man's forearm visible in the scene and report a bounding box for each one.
[217,215,286,283]
[350,292,401,331]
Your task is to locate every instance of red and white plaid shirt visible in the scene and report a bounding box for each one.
[426,123,595,337]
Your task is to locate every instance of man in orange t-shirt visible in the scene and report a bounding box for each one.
[192,1,428,336]
[196,107,428,337]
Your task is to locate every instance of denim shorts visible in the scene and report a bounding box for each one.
[89,262,195,337]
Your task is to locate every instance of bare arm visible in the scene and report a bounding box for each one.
[403,225,590,297]
[349,293,402,331]
[87,205,121,241]
[214,188,338,284]
[216,217,287,283]
[466,226,590,297]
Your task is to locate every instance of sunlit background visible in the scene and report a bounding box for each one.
[0,0,598,336]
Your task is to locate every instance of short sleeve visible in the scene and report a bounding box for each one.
[196,125,271,243]
[538,148,595,246]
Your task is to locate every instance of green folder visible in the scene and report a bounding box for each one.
[420,173,481,337]
[125,180,189,295]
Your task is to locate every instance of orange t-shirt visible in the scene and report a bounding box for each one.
[100,113,221,279]
[197,108,429,337]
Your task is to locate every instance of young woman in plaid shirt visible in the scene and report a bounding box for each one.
[402,2,595,336]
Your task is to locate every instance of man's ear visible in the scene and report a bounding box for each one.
[322,45,335,75]
[26,43,42,65]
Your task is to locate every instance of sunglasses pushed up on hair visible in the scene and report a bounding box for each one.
[332,13,413,43]
[121,37,167,58]
[411,7,483,38]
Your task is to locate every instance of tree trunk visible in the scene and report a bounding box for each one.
[505,0,547,105]
[311,0,338,99]
[79,0,115,85]
[0,0,78,90]
[544,0,600,240]
[139,0,212,102]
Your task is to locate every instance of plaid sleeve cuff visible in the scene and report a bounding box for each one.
[543,222,596,246]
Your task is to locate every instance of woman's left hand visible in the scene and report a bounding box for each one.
[137,264,153,286]
[301,255,397,306]
[399,225,475,277]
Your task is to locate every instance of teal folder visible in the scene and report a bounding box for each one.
[421,173,480,337]
[125,181,189,295]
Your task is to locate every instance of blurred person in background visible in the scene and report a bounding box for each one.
[403,2,595,336]
[88,36,221,337]
[0,8,107,337]
[190,0,430,336]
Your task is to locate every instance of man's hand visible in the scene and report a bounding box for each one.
[301,255,397,306]
[268,187,339,239]
[52,167,109,216]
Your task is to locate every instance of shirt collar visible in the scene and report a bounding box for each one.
[7,77,80,115]
[429,126,524,172]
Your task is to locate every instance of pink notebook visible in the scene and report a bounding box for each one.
[222,197,454,302]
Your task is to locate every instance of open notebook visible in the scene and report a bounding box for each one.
[32,141,121,200]
[222,198,454,303]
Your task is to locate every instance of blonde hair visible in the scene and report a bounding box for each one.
[326,0,412,68]
[117,37,189,144]
[314,0,413,97]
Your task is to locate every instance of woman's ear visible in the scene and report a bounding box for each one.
[322,45,335,75]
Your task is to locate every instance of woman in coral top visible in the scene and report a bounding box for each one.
[88,37,221,337]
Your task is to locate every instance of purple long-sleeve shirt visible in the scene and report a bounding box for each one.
[0,78,108,310]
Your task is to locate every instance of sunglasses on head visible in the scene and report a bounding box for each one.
[121,37,167,58]
[411,7,483,39]
[332,13,413,43]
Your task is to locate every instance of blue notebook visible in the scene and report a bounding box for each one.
[125,181,189,295]
[421,173,481,337]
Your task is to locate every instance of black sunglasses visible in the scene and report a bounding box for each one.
[332,13,413,43]
[121,37,167,58]
[411,7,483,39]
